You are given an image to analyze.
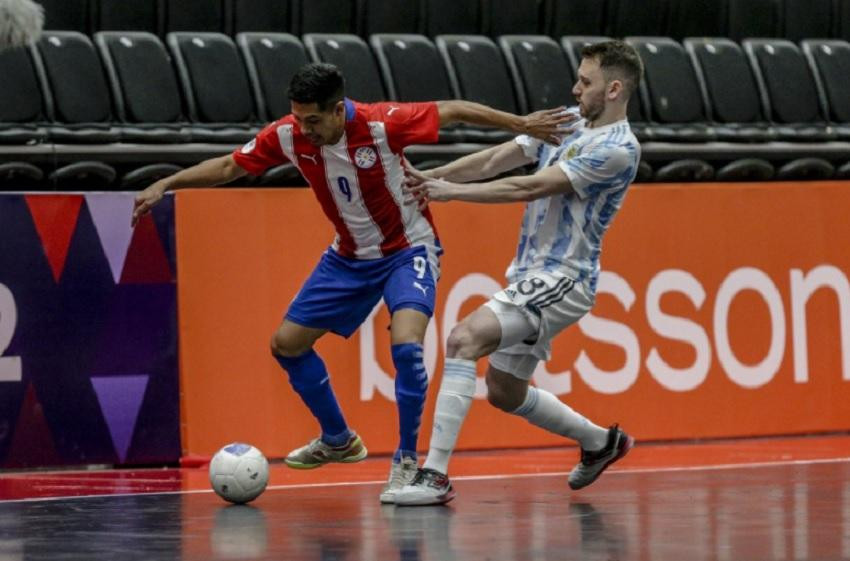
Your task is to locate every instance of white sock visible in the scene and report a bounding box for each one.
[511,386,609,450]
[422,358,477,475]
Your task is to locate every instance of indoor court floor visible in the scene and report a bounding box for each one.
[0,434,848,561]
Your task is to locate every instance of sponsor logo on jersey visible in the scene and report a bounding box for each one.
[240,138,257,154]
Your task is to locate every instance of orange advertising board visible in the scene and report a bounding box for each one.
[176,182,850,458]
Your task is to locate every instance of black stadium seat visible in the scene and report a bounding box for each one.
[743,39,836,142]
[499,35,575,113]
[436,35,520,142]
[37,0,90,33]
[35,31,120,144]
[685,37,777,142]
[95,32,190,143]
[626,37,715,143]
[802,39,850,139]
[237,33,308,121]
[304,33,387,102]
[167,32,260,143]
[0,46,48,144]
[370,34,464,143]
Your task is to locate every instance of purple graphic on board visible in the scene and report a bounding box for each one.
[91,375,150,462]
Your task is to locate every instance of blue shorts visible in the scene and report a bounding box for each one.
[285,245,440,338]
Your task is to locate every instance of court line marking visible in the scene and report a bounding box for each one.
[1,455,848,504]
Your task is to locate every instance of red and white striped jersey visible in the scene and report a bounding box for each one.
[232,98,441,259]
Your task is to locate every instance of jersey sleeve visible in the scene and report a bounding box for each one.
[558,142,637,199]
[379,102,441,152]
[231,121,289,176]
[514,135,545,162]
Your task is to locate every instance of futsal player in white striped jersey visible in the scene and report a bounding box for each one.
[132,63,571,503]
[396,41,644,505]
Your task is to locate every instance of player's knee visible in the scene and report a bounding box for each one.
[486,377,523,412]
[270,330,310,358]
[446,324,483,360]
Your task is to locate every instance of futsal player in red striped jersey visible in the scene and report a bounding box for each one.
[132,62,572,503]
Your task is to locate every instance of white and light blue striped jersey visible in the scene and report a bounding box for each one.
[508,108,640,293]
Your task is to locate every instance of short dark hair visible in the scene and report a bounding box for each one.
[580,40,644,96]
[287,62,345,111]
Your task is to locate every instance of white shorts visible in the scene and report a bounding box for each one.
[485,271,594,380]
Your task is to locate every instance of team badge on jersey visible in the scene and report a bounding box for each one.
[240,138,257,154]
[354,146,378,169]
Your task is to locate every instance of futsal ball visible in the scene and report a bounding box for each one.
[209,443,269,504]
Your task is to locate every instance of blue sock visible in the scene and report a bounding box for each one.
[274,349,351,447]
[392,343,428,462]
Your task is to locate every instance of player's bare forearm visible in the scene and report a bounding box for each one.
[132,154,247,226]
[435,100,573,144]
[408,165,572,206]
[427,142,531,183]
[158,154,247,192]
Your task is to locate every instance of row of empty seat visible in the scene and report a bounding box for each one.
[39,0,850,43]
[2,31,850,187]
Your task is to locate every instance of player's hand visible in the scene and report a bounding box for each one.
[523,106,577,144]
[132,181,167,227]
[403,166,451,210]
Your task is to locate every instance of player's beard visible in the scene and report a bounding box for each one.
[0,0,44,50]
[578,94,605,123]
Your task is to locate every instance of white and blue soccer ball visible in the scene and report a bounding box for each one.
[209,443,269,504]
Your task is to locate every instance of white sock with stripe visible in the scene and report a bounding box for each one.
[511,386,609,451]
[422,358,477,475]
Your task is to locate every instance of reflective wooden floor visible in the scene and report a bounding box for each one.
[0,435,848,560]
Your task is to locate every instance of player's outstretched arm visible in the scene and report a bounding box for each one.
[132,154,247,226]
[405,164,572,207]
[423,141,532,183]
[436,100,575,144]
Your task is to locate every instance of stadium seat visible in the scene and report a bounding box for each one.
[498,35,575,113]
[370,34,464,142]
[358,0,421,36]
[120,163,183,188]
[422,0,482,36]
[162,0,226,33]
[545,0,606,38]
[35,32,120,143]
[654,159,715,182]
[685,38,776,142]
[232,0,293,34]
[626,37,715,142]
[743,39,836,141]
[167,32,260,143]
[485,0,542,37]
[294,0,356,34]
[562,36,651,141]
[839,0,850,41]
[237,32,306,183]
[0,162,44,187]
[606,0,671,37]
[715,158,775,181]
[436,35,520,142]
[776,157,835,180]
[666,0,727,40]
[93,0,159,34]
[304,33,387,102]
[38,0,90,33]
[237,33,308,121]
[727,0,780,41]
[95,32,191,143]
[0,46,48,144]
[802,39,850,139]
[783,0,834,42]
